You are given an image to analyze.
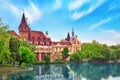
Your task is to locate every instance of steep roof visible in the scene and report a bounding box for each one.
[18,13,29,29]
[30,30,45,42]
[10,30,20,38]
[65,32,70,41]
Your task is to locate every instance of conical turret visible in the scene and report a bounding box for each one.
[18,12,30,40]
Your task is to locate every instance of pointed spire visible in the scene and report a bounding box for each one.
[19,12,29,28]
[72,28,74,37]
[21,12,26,24]
[65,32,70,41]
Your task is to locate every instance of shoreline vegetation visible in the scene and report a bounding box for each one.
[33,59,120,65]
[0,64,33,74]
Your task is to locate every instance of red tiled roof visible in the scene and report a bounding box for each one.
[10,30,20,38]
[45,37,51,42]
[30,30,51,43]
[52,41,71,46]
[30,30,45,42]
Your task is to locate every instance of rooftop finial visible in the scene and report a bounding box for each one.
[46,31,48,38]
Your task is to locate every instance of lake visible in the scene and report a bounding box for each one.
[0,62,120,80]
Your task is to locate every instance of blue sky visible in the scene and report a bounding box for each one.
[0,0,120,45]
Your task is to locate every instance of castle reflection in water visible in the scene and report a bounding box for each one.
[34,64,79,80]
[1,63,120,80]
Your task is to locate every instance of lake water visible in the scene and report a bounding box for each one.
[0,62,120,80]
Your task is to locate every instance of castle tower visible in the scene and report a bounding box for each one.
[72,28,74,41]
[72,28,74,37]
[18,12,30,41]
[65,32,70,41]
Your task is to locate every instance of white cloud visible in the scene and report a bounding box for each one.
[109,3,117,10]
[1,1,41,24]
[102,29,120,45]
[70,0,106,20]
[0,1,20,17]
[68,0,87,10]
[72,11,85,20]
[52,0,62,10]
[24,1,42,24]
[90,17,111,30]
[105,30,120,39]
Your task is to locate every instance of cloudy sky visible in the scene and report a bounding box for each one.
[0,0,120,45]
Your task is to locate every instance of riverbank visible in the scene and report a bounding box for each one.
[33,59,120,65]
[33,61,65,65]
[0,65,33,74]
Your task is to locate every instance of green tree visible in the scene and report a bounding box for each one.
[0,40,11,64]
[0,18,9,41]
[44,54,51,63]
[20,40,36,52]
[115,48,120,60]
[70,51,82,62]
[19,46,35,66]
[62,47,69,60]
[0,18,10,64]
[9,37,20,65]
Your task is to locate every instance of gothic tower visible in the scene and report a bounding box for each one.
[72,28,74,37]
[65,32,70,41]
[18,13,30,41]
[72,28,74,40]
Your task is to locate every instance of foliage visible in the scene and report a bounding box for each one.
[20,40,36,52]
[44,54,51,63]
[70,40,120,62]
[0,18,36,66]
[19,46,35,65]
[0,19,10,64]
[62,47,69,60]
[0,19,9,41]
[0,40,11,64]
[70,50,82,62]
[9,37,20,65]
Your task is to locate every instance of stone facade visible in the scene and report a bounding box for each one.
[12,13,81,61]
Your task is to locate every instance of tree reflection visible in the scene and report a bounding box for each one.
[1,63,120,80]
[70,62,120,80]
[62,65,69,79]
[0,71,34,80]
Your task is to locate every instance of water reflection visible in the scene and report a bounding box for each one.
[1,63,120,80]
[33,63,120,80]
[0,71,34,80]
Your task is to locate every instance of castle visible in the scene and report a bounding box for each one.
[11,13,81,61]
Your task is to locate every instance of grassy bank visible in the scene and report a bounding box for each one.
[33,61,65,65]
[0,64,33,74]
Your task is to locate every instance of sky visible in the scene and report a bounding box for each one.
[0,0,120,45]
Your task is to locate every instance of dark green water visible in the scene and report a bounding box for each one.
[0,62,120,80]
